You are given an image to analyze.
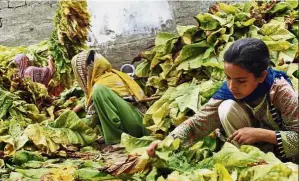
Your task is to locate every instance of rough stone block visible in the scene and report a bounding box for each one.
[8,0,26,8]
[0,0,8,9]
[25,0,57,6]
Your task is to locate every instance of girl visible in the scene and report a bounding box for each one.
[147,38,298,161]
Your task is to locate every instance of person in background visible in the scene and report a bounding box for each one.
[147,38,298,162]
[13,54,55,87]
[71,50,147,144]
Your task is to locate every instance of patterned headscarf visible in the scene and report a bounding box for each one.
[13,54,30,77]
[71,50,90,94]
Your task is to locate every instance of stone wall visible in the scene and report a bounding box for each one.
[92,1,218,68]
[0,0,57,46]
[0,0,226,68]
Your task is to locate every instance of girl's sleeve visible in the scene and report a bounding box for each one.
[170,98,223,148]
[270,78,299,158]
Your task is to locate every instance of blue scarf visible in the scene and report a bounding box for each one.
[212,68,292,102]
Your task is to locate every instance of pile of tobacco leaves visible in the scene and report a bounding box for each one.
[0,1,298,180]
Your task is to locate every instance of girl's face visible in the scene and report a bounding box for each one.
[224,62,266,100]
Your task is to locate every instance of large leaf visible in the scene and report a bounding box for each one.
[218,3,240,14]
[174,41,209,66]
[24,110,97,152]
[213,142,258,167]
[260,23,295,41]
[195,13,220,31]
[135,60,150,77]
[143,87,176,126]
[176,25,198,45]
[174,83,200,113]
[0,90,15,119]
[238,163,293,180]
[120,133,155,152]
[269,2,293,15]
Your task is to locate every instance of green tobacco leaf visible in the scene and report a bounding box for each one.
[155,32,178,46]
[159,55,174,79]
[207,28,226,44]
[142,49,156,61]
[291,22,299,39]
[213,142,258,167]
[120,133,155,152]
[224,14,235,28]
[136,60,150,77]
[75,168,116,180]
[143,87,176,126]
[151,34,177,69]
[0,90,14,119]
[174,41,209,66]
[270,2,293,14]
[238,163,293,181]
[278,43,298,63]
[169,104,188,126]
[0,45,27,67]
[198,80,223,103]
[235,12,249,22]
[218,3,240,14]
[9,118,29,151]
[215,163,233,181]
[242,18,256,26]
[9,168,51,180]
[264,40,292,51]
[146,166,158,181]
[186,136,217,163]
[242,2,252,13]
[195,13,220,31]
[24,110,97,152]
[0,118,29,155]
[259,23,295,41]
[156,136,181,161]
[146,76,163,89]
[286,0,298,8]
[154,32,178,56]
[240,145,281,164]
[174,83,200,113]
[176,25,198,45]
[268,17,286,28]
[12,151,44,165]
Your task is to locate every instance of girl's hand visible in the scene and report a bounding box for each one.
[146,140,161,157]
[228,127,261,145]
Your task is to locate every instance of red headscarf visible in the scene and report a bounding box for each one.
[13,54,29,78]
[13,54,55,87]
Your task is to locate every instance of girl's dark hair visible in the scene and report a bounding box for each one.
[224,38,270,77]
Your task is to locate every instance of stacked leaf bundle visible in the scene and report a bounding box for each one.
[48,0,90,90]
[135,0,299,135]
